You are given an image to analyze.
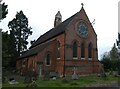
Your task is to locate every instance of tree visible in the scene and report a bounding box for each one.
[2,2,8,19]
[0,1,8,21]
[9,30,19,67]
[101,45,119,72]
[8,10,32,56]
[110,43,119,71]
[2,31,17,68]
[100,52,111,72]
[2,31,10,67]
[110,43,118,60]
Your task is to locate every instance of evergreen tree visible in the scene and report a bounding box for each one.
[110,43,119,71]
[8,10,32,56]
[100,52,111,71]
[2,2,8,19]
[0,1,8,21]
[2,31,10,68]
[1,1,8,68]
[110,43,118,60]
[101,44,119,72]
[2,31,17,68]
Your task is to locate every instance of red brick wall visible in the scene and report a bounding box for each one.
[16,55,38,75]
[55,34,65,76]
[64,8,100,75]
[17,8,102,77]
[35,34,65,76]
[16,60,21,70]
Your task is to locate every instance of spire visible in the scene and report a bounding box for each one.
[54,11,62,27]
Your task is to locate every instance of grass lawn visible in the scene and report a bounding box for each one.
[2,75,118,87]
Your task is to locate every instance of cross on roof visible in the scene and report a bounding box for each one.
[81,3,84,7]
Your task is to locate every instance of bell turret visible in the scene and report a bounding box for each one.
[54,11,62,27]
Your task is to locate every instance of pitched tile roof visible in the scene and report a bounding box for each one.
[18,11,79,59]
[18,41,50,59]
[30,12,78,48]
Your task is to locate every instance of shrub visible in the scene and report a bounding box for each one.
[24,70,35,83]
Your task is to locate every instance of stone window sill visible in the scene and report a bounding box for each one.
[81,58,85,60]
[73,57,78,60]
[88,58,92,60]
[57,58,60,60]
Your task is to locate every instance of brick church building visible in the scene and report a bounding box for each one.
[16,5,102,78]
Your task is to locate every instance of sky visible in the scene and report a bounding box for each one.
[0,0,119,59]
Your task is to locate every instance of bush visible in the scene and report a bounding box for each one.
[24,70,35,83]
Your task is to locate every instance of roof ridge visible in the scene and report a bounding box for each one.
[30,12,78,48]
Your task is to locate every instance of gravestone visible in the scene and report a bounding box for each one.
[8,77,18,84]
[72,73,78,80]
[72,67,78,80]
[49,71,57,78]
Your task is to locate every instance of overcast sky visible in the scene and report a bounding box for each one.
[0,0,119,59]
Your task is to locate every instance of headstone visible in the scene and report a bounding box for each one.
[72,67,78,80]
[52,77,56,80]
[72,73,78,80]
[8,78,18,84]
[49,71,57,78]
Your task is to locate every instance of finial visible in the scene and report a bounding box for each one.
[81,3,84,7]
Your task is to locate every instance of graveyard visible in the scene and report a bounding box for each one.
[2,72,119,87]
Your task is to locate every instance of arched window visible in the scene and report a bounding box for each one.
[88,43,92,58]
[81,43,85,58]
[46,53,51,65]
[73,42,77,58]
[57,41,60,59]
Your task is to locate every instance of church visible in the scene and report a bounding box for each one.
[16,5,102,78]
